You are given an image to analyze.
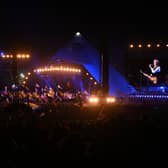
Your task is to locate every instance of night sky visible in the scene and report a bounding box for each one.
[0,7,168,58]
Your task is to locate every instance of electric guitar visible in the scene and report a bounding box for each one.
[140,70,158,84]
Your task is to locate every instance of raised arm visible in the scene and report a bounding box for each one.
[150,66,161,73]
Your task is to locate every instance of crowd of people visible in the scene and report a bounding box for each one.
[0,83,89,110]
[0,103,168,165]
[0,83,168,166]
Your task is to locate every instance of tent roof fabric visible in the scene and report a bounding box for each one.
[51,34,101,82]
[52,34,100,65]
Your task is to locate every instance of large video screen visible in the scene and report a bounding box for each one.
[126,45,168,88]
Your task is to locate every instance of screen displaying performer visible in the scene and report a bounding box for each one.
[148,59,161,84]
[149,59,161,75]
[140,59,161,85]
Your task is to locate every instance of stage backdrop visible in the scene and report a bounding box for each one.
[51,34,101,83]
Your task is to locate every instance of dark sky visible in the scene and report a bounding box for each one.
[0,7,168,58]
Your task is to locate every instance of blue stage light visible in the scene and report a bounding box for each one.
[0,52,4,56]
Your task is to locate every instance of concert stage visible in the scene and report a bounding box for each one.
[29,61,101,96]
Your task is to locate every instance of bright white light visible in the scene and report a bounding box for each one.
[76,32,81,36]
[106,97,116,103]
[129,44,134,48]
[20,73,25,78]
[12,84,16,89]
[147,44,151,48]
[88,96,99,103]
[57,85,62,89]
[138,44,142,48]
[17,54,21,58]
[156,44,160,47]
[26,54,30,58]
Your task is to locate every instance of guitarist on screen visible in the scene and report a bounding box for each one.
[140,59,161,85]
[149,59,161,76]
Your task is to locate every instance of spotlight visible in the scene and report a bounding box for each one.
[17,54,21,58]
[166,44,168,47]
[156,44,160,47]
[26,54,30,58]
[28,72,31,76]
[147,44,151,48]
[76,32,81,36]
[129,44,134,48]
[138,44,142,48]
[106,97,116,103]
[20,73,25,78]
[88,96,99,103]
